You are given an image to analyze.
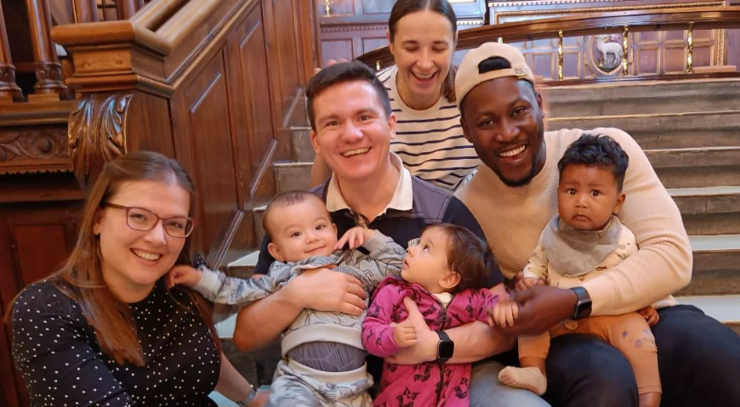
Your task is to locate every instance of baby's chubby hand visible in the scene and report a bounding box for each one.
[489,300,520,328]
[335,226,377,250]
[515,276,545,292]
[166,265,203,288]
[393,319,418,348]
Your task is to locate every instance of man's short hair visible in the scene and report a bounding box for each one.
[305,61,392,131]
[262,191,327,239]
[558,134,630,191]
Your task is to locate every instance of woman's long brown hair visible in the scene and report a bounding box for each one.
[8,151,219,366]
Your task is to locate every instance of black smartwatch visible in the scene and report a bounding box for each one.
[436,330,454,362]
[571,286,592,320]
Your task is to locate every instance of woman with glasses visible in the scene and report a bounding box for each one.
[9,151,265,407]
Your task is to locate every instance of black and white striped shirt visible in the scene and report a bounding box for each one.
[379,67,481,191]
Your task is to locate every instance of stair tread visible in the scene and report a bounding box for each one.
[228,250,260,267]
[274,161,312,167]
[548,109,740,122]
[668,186,740,197]
[689,234,740,252]
[676,295,740,322]
[645,146,740,153]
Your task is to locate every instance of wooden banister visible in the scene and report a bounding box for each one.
[25,0,67,96]
[358,6,740,72]
[0,1,22,99]
[130,0,189,31]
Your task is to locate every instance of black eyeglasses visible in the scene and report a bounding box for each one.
[105,203,196,238]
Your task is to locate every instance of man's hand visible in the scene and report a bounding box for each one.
[491,300,519,328]
[284,267,367,316]
[166,265,202,288]
[515,276,545,292]
[638,306,660,326]
[335,227,376,250]
[492,285,577,336]
[387,297,437,364]
[393,319,418,348]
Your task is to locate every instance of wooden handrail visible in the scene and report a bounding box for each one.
[51,20,170,54]
[358,6,740,71]
[130,0,189,31]
[155,0,223,44]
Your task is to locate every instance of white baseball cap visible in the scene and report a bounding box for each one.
[455,42,536,110]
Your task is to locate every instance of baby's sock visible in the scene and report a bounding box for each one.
[498,366,547,396]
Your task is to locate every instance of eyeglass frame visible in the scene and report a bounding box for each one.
[104,203,197,239]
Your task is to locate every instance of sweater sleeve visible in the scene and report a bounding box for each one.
[190,266,277,308]
[442,197,505,287]
[11,283,133,407]
[356,231,406,286]
[581,128,692,316]
[523,234,549,281]
[362,283,403,358]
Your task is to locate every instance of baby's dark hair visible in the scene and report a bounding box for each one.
[425,223,495,293]
[262,191,328,239]
[558,134,630,191]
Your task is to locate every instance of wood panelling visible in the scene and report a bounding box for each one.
[270,0,301,117]
[0,201,81,407]
[173,50,240,256]
[226,3,276,202]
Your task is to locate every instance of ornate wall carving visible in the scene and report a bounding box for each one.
[68,92,132,189]
[0,127,70,174]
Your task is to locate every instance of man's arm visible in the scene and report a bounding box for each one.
[387,295,515,364]
[233,267,368,351]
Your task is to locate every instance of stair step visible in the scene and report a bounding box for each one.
[274,162,313,193]
[669,187,740,235]
[645,147,740,188]
[546,110,740,150]
[227,250,260,280]
[678,235,740,296]
[541,78,740,118]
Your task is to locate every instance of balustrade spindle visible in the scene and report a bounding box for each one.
[119,0,139,20]
[25,0,67,96]
[73,0,98,23]
[621,25,629,77]
[0,1,22,99]
[686,22,694,73]
[557,30,564,81]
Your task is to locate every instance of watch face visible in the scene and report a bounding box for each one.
[438,340,454,359]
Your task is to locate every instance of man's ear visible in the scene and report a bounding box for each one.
[387,30,394,56]
[388,112,397,140]
[439,271,462,291]
[613,192,626,215]
[460,116,472,143]
[535,91,546,119]
[267,242,285,262]
[310,129,320,155]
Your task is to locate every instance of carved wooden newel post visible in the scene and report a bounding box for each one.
[0,2,22,99]
[25,0,67,95]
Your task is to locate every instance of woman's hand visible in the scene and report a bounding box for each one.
[335,226,376,250]
[285,267,367,316]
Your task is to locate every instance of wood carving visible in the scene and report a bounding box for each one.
[68,93,132,189]
[34,61,66,94]
[0,65,22,98]
[0,127,70,174]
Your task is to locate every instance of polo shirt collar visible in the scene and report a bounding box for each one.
[326,153,413,215]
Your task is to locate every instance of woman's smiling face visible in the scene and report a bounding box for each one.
[390,10,455,108]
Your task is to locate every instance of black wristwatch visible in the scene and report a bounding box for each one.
[436,330,454,362]
[571,287,592,320]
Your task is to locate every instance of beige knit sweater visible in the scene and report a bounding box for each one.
[456,128,692,316]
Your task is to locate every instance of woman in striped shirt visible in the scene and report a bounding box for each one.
[310,0,480,191]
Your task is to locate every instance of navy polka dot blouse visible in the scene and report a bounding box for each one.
[11,280,220,406]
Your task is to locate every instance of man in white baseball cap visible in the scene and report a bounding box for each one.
[455,42,740,407]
